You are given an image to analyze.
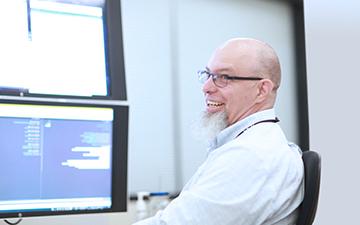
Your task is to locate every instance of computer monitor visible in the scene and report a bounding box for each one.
[0,99,128,219]
[0,0,126,100]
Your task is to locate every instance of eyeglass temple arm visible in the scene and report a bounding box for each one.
[227,76,263,81]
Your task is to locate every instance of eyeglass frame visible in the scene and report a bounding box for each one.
[197,68,263,88]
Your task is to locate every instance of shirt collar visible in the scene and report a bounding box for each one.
[208,108,277,152]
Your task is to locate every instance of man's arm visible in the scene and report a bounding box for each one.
[133,147,284,225]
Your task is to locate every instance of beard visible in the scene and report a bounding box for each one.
[192,110,229,142]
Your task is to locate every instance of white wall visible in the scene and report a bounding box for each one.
[304,0,360,224]
[122,0,177,194]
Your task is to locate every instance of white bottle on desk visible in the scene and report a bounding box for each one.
[135,192,149,221]
[149,192,170,216]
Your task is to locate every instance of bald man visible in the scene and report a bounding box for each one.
[133,38,304,225]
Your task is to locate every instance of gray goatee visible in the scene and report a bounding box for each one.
[192,111,228,142]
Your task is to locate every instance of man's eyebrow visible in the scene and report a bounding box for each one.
[205,66,234,75]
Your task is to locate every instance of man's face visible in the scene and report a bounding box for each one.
[202,52,260,125]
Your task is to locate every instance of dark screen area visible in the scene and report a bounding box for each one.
[0,101,128,218]
[0,117,112,201]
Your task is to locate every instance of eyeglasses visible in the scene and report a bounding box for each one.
[197,69,263,88]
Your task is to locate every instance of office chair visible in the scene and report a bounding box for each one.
[296,150,321,225]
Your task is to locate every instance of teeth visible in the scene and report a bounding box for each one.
[207,100,223,107]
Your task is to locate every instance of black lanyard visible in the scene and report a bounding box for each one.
[235,117,280,138]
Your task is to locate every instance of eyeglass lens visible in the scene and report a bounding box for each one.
[198,70,227,87]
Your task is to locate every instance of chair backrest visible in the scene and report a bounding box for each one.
[296,150,321,225]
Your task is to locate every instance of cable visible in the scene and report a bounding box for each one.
[4,213,23,225]
[4,219,22,225]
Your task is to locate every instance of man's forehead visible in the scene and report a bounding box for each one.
[207,52,254,74]
[206,62,236,74]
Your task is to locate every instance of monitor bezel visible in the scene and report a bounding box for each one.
[0,98,128,219]
[0,0,127,101]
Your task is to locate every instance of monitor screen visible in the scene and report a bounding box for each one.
[0,100,128,219]
[0,0,126,100]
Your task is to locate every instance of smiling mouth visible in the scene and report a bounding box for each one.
[207,100,224,107]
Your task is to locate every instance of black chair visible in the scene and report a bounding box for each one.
[296,150,321,225]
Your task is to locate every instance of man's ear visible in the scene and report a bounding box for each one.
[255,79,274,102]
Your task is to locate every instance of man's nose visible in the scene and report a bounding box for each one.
[202,77,217,94]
